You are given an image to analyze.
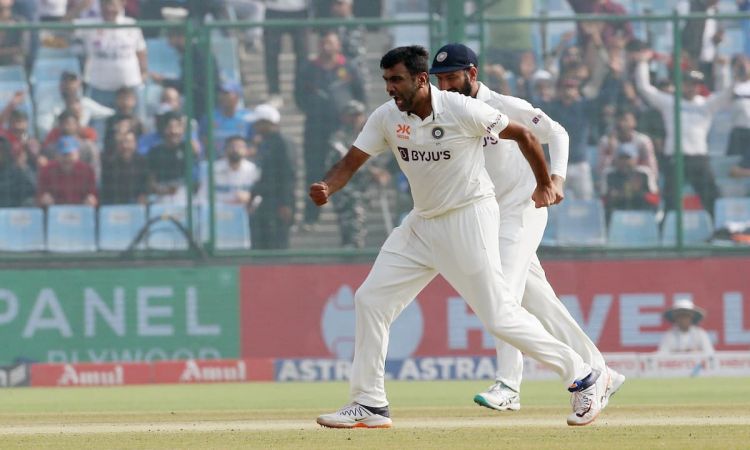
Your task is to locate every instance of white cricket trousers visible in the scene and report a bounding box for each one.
[494,200,607,392]
[349,197,591,407]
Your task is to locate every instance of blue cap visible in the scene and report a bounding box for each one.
[219,80,243,94]
[57,136,79,155]
[429,43,478,74]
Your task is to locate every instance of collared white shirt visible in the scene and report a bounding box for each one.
[75,15,146,91]
[198,159,261,205]
[657,325,715,354]
[475,82,569,209]
[354,86,508,218]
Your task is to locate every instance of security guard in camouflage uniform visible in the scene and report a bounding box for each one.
[326,100,369,248]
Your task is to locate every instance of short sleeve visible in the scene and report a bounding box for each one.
[352,108,389,156]
[457,95,509,140]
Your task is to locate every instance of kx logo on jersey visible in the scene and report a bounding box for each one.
[397,146,451,162]
[396,124,411,140]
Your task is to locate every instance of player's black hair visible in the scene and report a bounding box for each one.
[380,46,429,76]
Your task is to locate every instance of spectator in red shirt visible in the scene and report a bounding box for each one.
[42,109,101,181]
[37,136,98,208]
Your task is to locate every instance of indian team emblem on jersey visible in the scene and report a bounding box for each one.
[321,285,424,359]
[431,126,445,139]
[396,123,411,140]
[436,51,448,62]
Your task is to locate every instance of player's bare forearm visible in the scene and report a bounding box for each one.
[309,147,370,206]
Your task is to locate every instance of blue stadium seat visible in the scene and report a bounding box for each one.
[36,46,76,59]
[0,65,26,82]
[661,210,714,246]
[98,204,147,251]
[608,210,660,247]
[211,36,241,83]
[389,12,430,49]
[47,205,96,252]
[146,38,181,79]
[147,203,200,250]
[30,58,81,84]
[717,178,750,198]
[714,197,750,230]
[0,81,33,114]
[214,204,251,250]
[0,208,45,252]
[541,206,558,246]
[710,155,741,179]
[555,199,607,246]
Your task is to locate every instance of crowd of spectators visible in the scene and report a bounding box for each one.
[0,0,749,251]
[484,0,750,229]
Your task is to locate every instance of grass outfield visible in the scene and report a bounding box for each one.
[1,378,749,449]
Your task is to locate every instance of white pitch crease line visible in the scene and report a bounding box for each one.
[0,416,748,435]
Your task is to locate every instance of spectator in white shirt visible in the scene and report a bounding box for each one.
[633,48,732,217]
[198,135,260,208]
[658,297,715,354]
[74,0,147,108]
[37,71,115,138]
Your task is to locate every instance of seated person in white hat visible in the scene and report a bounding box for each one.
[657,297,715,354]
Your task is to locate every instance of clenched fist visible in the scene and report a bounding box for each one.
[309,182,330,206]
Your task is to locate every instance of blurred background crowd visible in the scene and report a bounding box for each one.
[0,0,749,253]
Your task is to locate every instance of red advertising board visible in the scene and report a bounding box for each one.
[240,258,750,358]
[30,359,276,387]
[31,363,151,387]
[152,359,274,384]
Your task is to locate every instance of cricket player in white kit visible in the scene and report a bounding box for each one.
[311,46,609,428]
[430,43,625,413]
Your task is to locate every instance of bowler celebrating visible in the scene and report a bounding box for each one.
[310,46,609,428]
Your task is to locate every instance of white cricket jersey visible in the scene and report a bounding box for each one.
[475,82,569,209]
[354,86,508,218]
[75,16,147,91]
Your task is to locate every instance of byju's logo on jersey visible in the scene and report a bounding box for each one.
[431,127,444,139]
[398,146,451,162]
[396,124,411,140]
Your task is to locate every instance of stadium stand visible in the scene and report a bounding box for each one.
[46,205,97,253]
[555,199,607,246]
[714,197,750,230]
[98,204,147,251]
[0,208,45,252]
[147,203,200,251]
[607,210,660,247]
[661,210,714,246]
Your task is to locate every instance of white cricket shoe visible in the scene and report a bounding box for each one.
[473,381,521,411]
[316,403,392,429]
[602,367,626,410]
[566,369,609,426]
